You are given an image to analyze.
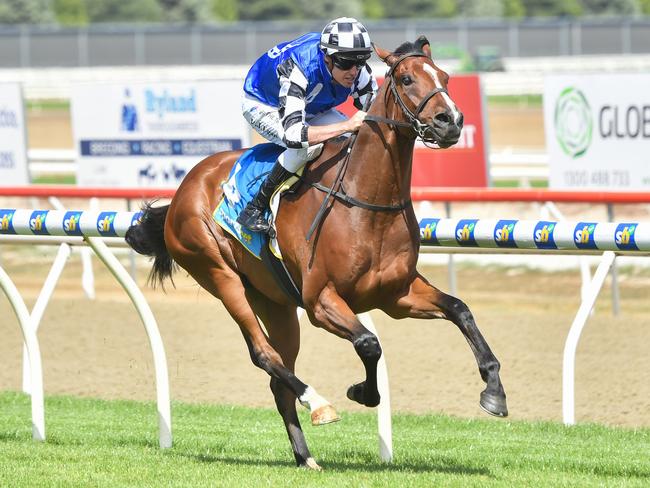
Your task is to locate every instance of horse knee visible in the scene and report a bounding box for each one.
[353,333,382,361]
[445,296,473,323]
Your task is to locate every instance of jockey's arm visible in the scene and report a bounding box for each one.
[305,111,367,145]
[277,58,369,149]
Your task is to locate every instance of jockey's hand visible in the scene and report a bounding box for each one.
[347,111,367,132]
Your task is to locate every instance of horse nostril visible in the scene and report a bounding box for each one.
[457,113,464,128]
[434,112,452,126]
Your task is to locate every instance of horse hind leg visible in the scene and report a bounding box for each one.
[250,293,327,470]
[386,274,508,417]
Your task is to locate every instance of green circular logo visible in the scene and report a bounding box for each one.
[554,87,592,158]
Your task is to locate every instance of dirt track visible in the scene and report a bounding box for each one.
[1,252,649,428]
[4,104,647,428]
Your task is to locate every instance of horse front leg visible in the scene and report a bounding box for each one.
[306,286,382,407]
[385,273,508,417]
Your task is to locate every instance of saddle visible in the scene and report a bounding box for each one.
[213,142,324,306]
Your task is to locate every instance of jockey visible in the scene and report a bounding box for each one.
[237,17,378,233]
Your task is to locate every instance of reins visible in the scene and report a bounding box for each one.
[304,51,447,241]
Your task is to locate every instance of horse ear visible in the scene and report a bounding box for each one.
[372,42,398,67]
[416,35,431,58]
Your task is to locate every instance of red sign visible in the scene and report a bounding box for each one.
[338,74,487,187]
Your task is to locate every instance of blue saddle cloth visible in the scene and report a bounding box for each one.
[213,143,286,259]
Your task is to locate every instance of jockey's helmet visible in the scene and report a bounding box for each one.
[320,17,372,62]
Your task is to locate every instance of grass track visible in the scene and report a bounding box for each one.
[1,392,650,487]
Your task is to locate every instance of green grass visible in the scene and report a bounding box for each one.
[26,99,70,111]
[1,392,649,487]
[30,174,76,185]
[487,94,543,108]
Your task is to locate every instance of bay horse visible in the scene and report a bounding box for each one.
[126,36,507,470]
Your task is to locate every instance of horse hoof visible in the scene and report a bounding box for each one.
[301,457,322,471]
[346,383,365,404]
[480,391,508,418]
[311,404,340,426]
[346,382,380,407]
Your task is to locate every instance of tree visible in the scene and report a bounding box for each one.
[86,0,164,22]
[297,0,363,20]
[238,0,296,20]
[54,0,88,26]
[0,0,55,24]
[522,0,582,17]
[158,0,214,22]
[503,0,526,18]
[212,0,238,21]
[460,0,504,17]
[640,0,650,14]
[362,0,385,19]
[382,0,458,19]
[581,0,640,16]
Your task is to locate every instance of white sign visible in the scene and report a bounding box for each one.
[71,81,249,187]
[544,74,650,190]
[0,83,29,186]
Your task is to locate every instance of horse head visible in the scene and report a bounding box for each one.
[374,36,464,148]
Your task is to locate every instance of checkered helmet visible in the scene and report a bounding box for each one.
[320,17,372,58]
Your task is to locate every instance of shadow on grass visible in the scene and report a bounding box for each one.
[180,451,491,476]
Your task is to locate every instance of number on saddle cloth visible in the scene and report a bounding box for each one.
[213,143,287,258]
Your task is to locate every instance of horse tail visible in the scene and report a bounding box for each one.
[125,201,176,288]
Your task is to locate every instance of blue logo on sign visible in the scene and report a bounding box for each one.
[29,210,49,235]
[574,222,597,249]
[63,211,83,236]
[455,219,478,246]
[0,209,16,234]
[97,212,117,237]
[121,89,139,132]
[534,221,557,249]
[494,220,517,248]
[0,108,18,128]
[615,223,639,251]
[145,88,196,119]
[419,218,440,245]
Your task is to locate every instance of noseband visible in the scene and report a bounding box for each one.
[366,52,448,145]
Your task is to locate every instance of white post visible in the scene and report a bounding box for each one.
[358,312,393,463]
[562,251,616,425]
[85,236,172,448]
[22,243,71,393]
[296,308,393,462]
[0,266,45,441]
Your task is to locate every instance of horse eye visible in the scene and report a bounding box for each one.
[401,75,413,86]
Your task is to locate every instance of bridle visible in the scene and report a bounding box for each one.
[304,52,449,241]
[365,52,449,147]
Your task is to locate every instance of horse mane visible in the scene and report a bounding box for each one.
[393,36,429,56]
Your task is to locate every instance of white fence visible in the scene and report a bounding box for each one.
[26,148,549,184]
[2,191,649,461]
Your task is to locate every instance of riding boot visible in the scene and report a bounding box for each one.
[236,162,293,233]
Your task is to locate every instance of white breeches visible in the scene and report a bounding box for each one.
[241,94,348,173]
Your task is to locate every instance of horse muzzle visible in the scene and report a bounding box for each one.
[429,111,464,148]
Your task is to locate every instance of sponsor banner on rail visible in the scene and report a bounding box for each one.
[0,208,141,237]
[0,83,29,186]
[338,74,488,187]
[418,218,650,252]
[544,74,650,190]
[71,81,249,187]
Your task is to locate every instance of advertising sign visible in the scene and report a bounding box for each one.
[339,74,488,187]
[0,83,29,186]
[544,74,650,190]
[71,81,249,187]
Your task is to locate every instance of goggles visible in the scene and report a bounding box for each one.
[332,53,370,71]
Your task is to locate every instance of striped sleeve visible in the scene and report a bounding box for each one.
[351,64,378,110]
[277,58,309,149]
